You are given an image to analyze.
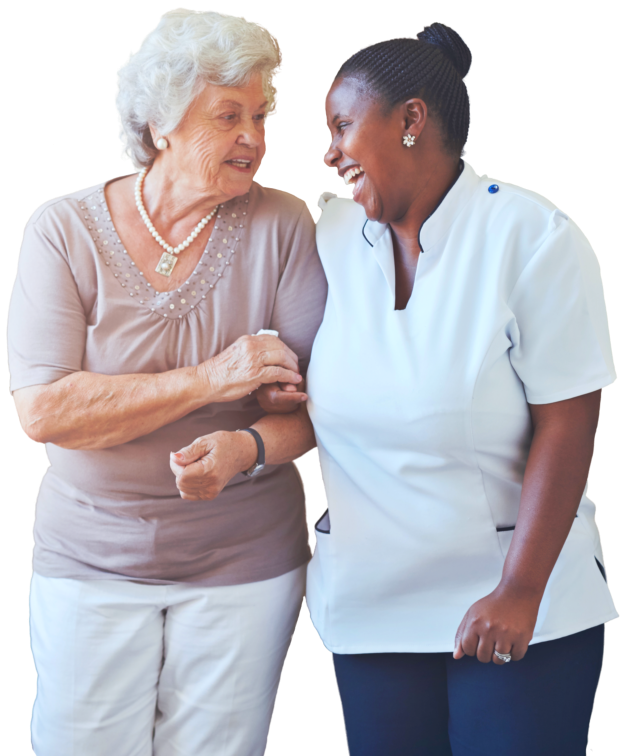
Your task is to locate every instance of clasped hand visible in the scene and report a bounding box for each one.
[170,430,258,500]
[453,583,541,665]
[170,380,306,501]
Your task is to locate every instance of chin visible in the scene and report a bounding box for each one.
[360,199,383,223]
[355,184,383,222]
[223,175,254,198]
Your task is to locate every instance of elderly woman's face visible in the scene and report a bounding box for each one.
[166,74,267,197]
[324,77,414,224]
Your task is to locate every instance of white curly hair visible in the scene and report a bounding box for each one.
[117,9,282,167]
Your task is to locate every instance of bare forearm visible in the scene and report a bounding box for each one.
[231,404,317,471]
[500,392,600,598]
[16,367,209,449]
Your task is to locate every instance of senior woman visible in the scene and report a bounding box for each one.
[252,22,617,756]
[8,10,326,756]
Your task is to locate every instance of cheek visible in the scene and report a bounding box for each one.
[184,127,230,173]
[258,130,267,153]
[187,143,219,176]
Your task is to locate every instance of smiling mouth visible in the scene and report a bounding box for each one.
[352,172,366,202]
[226,159,252,170]
[344,166,364,185]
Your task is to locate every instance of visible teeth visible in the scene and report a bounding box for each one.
[344,166,364,185]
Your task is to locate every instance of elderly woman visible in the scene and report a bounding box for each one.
[8,10,326,756]
[251,22,617,756]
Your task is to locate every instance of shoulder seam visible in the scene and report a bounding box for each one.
[507,211,569,304]
[28,184,105,227]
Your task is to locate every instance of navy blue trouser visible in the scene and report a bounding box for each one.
[333,624,604,756]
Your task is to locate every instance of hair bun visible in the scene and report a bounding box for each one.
[417,22,471,78]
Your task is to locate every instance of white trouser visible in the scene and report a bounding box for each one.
[30,566,305,756]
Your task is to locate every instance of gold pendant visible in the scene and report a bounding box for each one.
[155,252,177,277]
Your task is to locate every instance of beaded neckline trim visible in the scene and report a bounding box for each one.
[79,186,249,320]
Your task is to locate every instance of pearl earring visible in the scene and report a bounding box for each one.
[156,137,169,150]
[403,134,416,147]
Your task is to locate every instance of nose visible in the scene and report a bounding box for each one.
[236,117,264,149]
[324,140,341,168]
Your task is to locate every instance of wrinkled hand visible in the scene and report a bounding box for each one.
[257,379,307,414]
[453,584,541,664]
[200,335,303,404]
[170,430,257,501]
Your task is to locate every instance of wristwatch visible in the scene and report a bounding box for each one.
[236,428,266,477]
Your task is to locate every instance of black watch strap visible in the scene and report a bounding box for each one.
[237,428,265,477]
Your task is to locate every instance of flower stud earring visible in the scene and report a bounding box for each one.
[156,137,169,150]
[403,134,416,148]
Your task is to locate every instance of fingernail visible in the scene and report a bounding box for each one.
[173,452,183,460]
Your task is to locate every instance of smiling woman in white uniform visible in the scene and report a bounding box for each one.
[252,21,617,756]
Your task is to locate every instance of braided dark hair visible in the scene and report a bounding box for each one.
[336,23,472,156]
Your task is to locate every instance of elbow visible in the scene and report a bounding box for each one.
[19,419,45,444]
[15,394,55,444]
[14,384,80,446]
[21,413,53,444]
[23,416,80,447]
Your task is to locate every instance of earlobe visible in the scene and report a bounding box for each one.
[148,124,168,150]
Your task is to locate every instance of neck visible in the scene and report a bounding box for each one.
[141,156,228,228]
[390,156,461,255]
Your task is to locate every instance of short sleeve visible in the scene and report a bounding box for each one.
[8,217,87,392]
[318,192,337,211]
[269,204,327,374]
[508,212,615,404]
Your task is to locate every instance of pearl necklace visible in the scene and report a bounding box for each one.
[134,167,219,277]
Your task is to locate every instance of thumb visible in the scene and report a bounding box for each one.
[171,436,214,466]
[453,613,468,659]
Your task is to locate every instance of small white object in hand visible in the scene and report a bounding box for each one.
[250,330,281,394]
[316,192,338,210]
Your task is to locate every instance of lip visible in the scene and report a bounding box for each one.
[338,163,363,180]
[351,171,365,202]
[225,157,253,173]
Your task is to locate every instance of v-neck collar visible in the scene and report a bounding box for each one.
[362,161,481,255]
[360,162,481,305]
[79,186,251,320]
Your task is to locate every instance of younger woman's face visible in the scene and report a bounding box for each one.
[324,77,417,224]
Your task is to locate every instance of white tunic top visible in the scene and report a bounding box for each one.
[306,162,617,654]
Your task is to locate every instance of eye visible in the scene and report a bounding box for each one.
[337,121,351,132]
[253,113,266,121]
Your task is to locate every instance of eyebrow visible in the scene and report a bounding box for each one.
[218,99,269,109]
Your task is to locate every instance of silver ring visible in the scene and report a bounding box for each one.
[494,650,512,663]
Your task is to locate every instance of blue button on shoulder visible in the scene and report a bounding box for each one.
[488,184,499,194]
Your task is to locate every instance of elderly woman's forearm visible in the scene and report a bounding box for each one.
[14,367,212,450]
[251,405,316,465]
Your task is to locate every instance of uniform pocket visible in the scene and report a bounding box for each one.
[495,513,578,535]
[315,509,331,534]
[595,557,607,582]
